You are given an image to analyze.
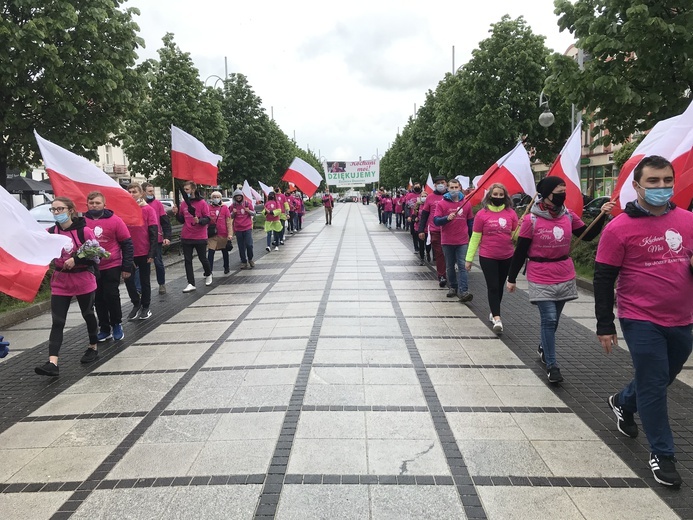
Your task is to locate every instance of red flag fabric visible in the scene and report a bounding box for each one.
[171,125,222,186]
[547,122,584,217]
[282,157,323,197]
[614,100,693,211]
[0,185,72,301]
[424,173,434,195]
[35,131,143,227]
[469,142,535,205]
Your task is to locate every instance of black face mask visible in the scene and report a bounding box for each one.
[89,209,105,218]
[413,187,421,193]
[489,197,505,207]
[268,195,275,201]
[549,193,566,207]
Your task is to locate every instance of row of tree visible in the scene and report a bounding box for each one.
[380,1,693,190]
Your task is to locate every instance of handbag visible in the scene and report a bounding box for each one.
[225,240,234,251]
[207,209,221,238]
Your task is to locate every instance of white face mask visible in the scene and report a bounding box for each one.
[212,198,221,204]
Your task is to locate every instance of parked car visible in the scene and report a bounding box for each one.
[511,193,533,211]
[583,196,611,218]
[29,203,55,229]
[159,199,176,218]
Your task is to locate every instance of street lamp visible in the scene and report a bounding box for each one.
[538,91,555,128]
[205,75,225,89]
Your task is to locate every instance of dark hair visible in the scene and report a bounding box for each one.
[633,155,674,183]
[141,182,153,190]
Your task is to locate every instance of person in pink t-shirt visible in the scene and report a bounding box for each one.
[85,191,134,343]
[594,155,693,488]
[394,192,405,229]
[381,193,393,228]
[124,183,158,320]
[229,189,256,268]
[433,178,475,301]
[35,197,100,377]
[464,183,518,335]
[173,181,213,293]
[207,191,233,274]
[418,175,448,286]
[322,189,334,225]
[142,182,172,294]
[507,176,615,384]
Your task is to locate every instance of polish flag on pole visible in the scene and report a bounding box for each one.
[171,125,222,186]
[455,175,470,190]
[282,157,323,197]
[0,185,71,302]
[424,173,435,194]
[469,142,535,205]
[407,178,413,190]
[241,180,254,204]
[547,122,584,217]
[250,186,263,204]
[259,181,273,196]
[35,131,143,226]
[614,100,693,211]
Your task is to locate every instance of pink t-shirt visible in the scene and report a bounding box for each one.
[394,197,404,213]
[148,199,166,243]
[322,194,334,208]
[264,200,281,221]
[128,203,158,257]
[209,203,231,237]
[474,207,518,260]
[382,198,393,212]
[180,199,211,240]
[421,192,445,233]
[519,209,584,284]
[51,223,98,296]
[434,197,474,246]
[596,208,693,327]
[230,200,254,232]
[275,193,289,213]
[85,212,131,271]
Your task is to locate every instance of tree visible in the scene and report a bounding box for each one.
[122,33,226,188]
[435,16,571,177]
[549,0,693,145]
[0,0,144,187]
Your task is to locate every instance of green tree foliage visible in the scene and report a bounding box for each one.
[0,0,144,187]
[122,33,226,187]
[436,16,571,175]
[549,0,693,145]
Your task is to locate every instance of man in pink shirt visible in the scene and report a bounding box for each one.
[595,155,693,488]
[433,178,474,301]
[322,189,334,225]
[418,175,448,286]
[142,182,172,294]
[124,183,158,320]
[229,188,256,268]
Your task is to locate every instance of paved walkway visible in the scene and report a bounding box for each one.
[0,203,691,519]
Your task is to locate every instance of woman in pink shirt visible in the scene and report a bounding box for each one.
[465,183,518,335]
[35,197,99,377]
[229,189,256,268]
[506,177,614,383]
[207,191,233,274]
[381,193,394,229]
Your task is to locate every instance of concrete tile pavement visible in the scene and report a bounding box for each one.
[0,203,688,519]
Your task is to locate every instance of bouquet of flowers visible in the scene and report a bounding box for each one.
[76,239,110,264]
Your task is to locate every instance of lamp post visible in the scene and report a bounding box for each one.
[204,74,225,89]
[372,150,383,192]
[538,91,555,128]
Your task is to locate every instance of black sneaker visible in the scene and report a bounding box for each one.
[80,348,99,364]
[547,366,563,383]
[446,288,457,297]
[35,361,59,376]
[649,453,682,488]
[537,344,546,365]
[138,307,152,320]
[608,394,638,438]
[438,276,447,288]
[458,291,474,303]
[127,305,141,321]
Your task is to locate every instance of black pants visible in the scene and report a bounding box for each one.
[182,240,211,285]
[95,266,122,330]
[479,256,512,317]
[124,256,151,308]
[396,213,404,228]
[49,292,98,357]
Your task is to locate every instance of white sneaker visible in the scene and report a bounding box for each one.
[183,284,196,293]
[489,313,494,323]
[265,246,271,252]
[492,318,503,335]
[205,275,213,286]
[274,246,279,251]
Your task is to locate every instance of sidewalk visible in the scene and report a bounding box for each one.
[0,203,689,519]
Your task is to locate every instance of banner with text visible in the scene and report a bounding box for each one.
[324,160,379,187]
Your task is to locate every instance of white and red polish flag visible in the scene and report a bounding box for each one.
[614,100,693,211]
[469,142,535,205]
[407,178,413,190]
[282,157,323,197]
[258,181,273,196]
[171,125,222,186]
[0,185,71,302]
[35,131,143,226]
[455,175,470,190]
[250,186,263,204]
[424,173,434,194]
[547,121,584,217]
[241,180,255,204]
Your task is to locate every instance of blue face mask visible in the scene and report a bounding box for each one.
[448,189,460,198]
[435,184,446,193]
[637,183,673,207]
[54,212,69,224]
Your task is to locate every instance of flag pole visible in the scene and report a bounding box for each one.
[570,194,618,251]
[511,194,537,241]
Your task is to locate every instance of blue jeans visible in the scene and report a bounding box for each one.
[235,229,254,263]
[535,300,566,368]
[441,244,469,293]
[267,230,280,247]
[618,319,692,456]
[207,248,229,272]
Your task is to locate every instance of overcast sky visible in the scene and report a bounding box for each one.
[128,0,575,162]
